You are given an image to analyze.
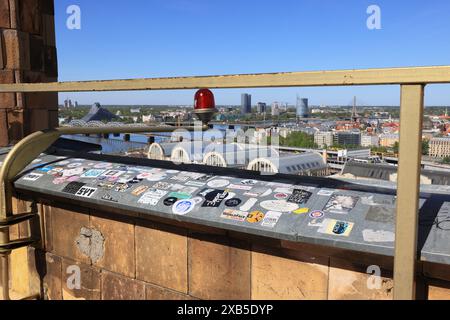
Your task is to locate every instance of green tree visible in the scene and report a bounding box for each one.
[422,140,429,155]
[279,132,318,149]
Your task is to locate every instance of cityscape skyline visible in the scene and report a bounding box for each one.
[54,0,450,105]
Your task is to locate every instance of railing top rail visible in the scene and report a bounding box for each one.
[1,66,450,93]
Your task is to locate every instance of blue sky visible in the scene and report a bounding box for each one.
[55,0,450,106]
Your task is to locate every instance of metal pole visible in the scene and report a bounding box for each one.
[393,84,425,300]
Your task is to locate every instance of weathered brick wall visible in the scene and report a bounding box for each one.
[7,198,450,300]
[0,0,58,146]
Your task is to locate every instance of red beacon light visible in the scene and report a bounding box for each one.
[193,88,217,124]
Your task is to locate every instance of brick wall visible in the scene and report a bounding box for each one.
[0,0,58,147]
[7,199,450,300]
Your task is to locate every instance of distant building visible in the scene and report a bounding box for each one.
[333,131,361,146]
[271,102,280,116]
[361,135,380,147]
[256,102,267,113]
[82,103,119,122]
[314,131,334,148]
[379,133,399,148]
[241,94,252,114]
[296,97,309,118]
[429,137,450,158]
[130,108,141,114]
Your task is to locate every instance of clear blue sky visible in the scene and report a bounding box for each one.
[55,0,450,106]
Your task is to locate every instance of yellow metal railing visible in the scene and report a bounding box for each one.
[1,66,450,300]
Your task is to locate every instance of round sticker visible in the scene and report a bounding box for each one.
[309,210,324,219]
[241,179,258,186]
[225,198,242,207]
[247,211,265,223]
[67,162,83,168]
[207,179,230,188]
[145,174,166,182]
[260,200,299,212]
[172,199,196,216]
[163,197,178,206]
[274,193,289,200]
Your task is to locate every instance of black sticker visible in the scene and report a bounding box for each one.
[102,193,118,203]
[287,189,312,204]
[62,182,85,194]
[202,190,229,208]
[163,197,178,206]
[225,198,242,207]
[128,177,143,184]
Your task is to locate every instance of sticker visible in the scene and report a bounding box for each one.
[67,162,83,168]
[207,179,230,188]
[225,198,242,207]
[228,184,253,191]
[274,187,293,194]
[293,208,310,215]
[169,192,192,200]
[221,209,248,222]
[186,181,206,187]
[75,186,97,198]
[260,200,298,212]
[137,172,153,180]
[94,163,113,169]
[192,197,203,204]
[323,195,359,214]
[102,170,126,179]
[309,210,324,219]
[163,197,178,206]
[37,166,54,173]
[166,170,180,174]
[138,189,168,205]
[246,211,265,223]
[202,190,229,208]
[145,174,166,182]
[287,189,312,205]
[117,175,134,184]
[274,193,289,200]
[98,182,116,190]
[362,229,395,243]
[172,199,196,215]
[170,184,186,191]
[62,167,84,177]
[53,177,68,185]
[198,188,215,197]
[102,193,118,203]
[57,160,70,166]
[241,179,258,186]
[81,169,106,178]
[317,189,335,197]
[115,183,131,192]
[261,211,282,228]
[152,182,172,190]
[128,177,143,184]
[246,188,272,198]
[62,182,85,193]
[132,185,149,196]
[23,173,43,181]
[240,198,258,212]
[171,175,189,182]
[67,176,80,182]
[317,219,354,237]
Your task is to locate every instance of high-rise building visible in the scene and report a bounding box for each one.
[271,102,280,116]
[429,137,450,158]
[241,93,252,114]
[256,102,267,113]
[314,131,334,148]
[333,131,361,146]
[296,96,309,118]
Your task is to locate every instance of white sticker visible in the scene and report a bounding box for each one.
[138,189,168,205]
[62,167,84,177]
[207,179,230,188]
[317,189,335,196]
[23,173,43,181]
[186,181,206,187]
[75,187,97,198]
[274,187,293,194]
[228,184,253,191]
[172,199,196,215]
[261,211,283,228]
[102,170,126,179]
[67,162,83,168]
[240,198,258,212]
[94,163,112,169]
[362,229,395,243]
[260,200,299,212]
[225,192,236,200]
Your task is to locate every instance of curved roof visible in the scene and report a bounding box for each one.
[247,152,327,174]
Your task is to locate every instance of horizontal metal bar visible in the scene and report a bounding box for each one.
[0,238,37,253]
[1,66,450,93]
[0,212,37,227]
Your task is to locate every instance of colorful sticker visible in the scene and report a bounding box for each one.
[246,211,265,223]
[317,219,354,237]
[81,169,106,178]
[293,208,310,215]
[98,182,116,190]
[261,211,282,228]
[220,209,248,222]
[309,210,324,219]
[169,192,192,200]
[172,199,196,215]
[152,182,172,190]
[115,183,131,192]
[274,193,289,200]
[132,185,149,196]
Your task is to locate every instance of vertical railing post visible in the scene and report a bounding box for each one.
[394,84,425,300]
